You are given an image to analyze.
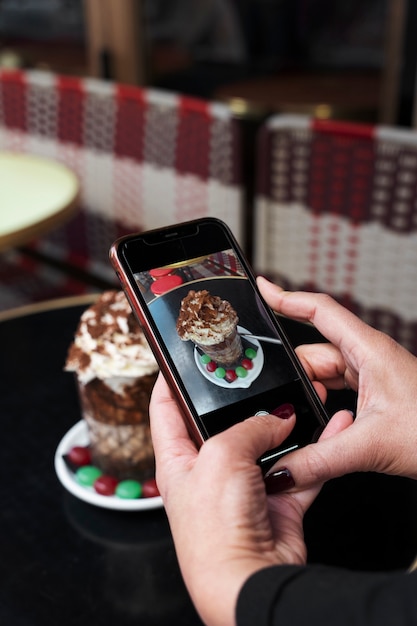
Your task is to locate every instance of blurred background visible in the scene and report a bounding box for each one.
[0,0,416,127]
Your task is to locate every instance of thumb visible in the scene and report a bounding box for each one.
[266,410,365,490]
[200,411,297,474]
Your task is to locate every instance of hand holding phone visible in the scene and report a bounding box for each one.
[110,218,328,472]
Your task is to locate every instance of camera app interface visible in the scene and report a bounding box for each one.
[133,248,316,436]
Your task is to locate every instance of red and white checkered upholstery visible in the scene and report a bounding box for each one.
[254,114,417,354]
[0,69,243,309]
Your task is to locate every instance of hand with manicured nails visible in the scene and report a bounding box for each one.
[150,278,417,625]
[149,364,351,626]
[257,276,417,491]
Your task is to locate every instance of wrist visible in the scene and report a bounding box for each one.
[183,555,288,626]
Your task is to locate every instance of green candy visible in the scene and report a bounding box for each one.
[235,366,248,378]
[245,347,257,360]
[215,367,226,379]
[201,354,211,364]
[76,465,102,487]
[116,480,142,499]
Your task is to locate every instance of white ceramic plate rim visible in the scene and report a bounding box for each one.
[54,421,164,511]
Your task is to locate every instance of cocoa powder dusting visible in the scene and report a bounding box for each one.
[65,290,155,378]
[176,289,237,338]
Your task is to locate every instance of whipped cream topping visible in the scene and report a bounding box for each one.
[66,291,158,384]
[176,289,239,345]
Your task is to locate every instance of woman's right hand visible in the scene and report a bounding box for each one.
[257,277,417,486]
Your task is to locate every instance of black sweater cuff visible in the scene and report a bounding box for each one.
[236,564,417,626]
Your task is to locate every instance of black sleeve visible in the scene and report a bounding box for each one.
[236,565,417,625]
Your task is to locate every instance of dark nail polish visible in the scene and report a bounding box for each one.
[264,468,295,494]
[271,403,295,419]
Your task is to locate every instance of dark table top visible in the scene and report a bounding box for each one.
[1,297,417,625]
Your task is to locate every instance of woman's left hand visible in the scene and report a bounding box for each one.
[149,373,349,626]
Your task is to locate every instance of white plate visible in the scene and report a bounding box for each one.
[54,421,164,512]
[194,325,264,389]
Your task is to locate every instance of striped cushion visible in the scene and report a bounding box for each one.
[255,114,417,354]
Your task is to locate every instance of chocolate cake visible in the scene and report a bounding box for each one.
[176,289,243,366]
[65,290,159,481]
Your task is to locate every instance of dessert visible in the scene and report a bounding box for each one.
[176,289,243,366]
[65,290,159,481]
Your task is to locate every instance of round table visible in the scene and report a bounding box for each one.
[0,295,204,626]
[1,296,417,625]
[0,151,80,252]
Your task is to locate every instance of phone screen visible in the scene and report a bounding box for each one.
[114,219,328,466]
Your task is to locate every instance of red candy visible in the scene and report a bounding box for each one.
[225,369,237,382]
[94,475,119,496]
[241,358,254,370]
[206,361,217,372]
[64,445,162,499]
[142,478,160,498]
[67,446,92,467]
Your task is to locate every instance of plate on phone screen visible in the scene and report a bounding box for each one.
[54,421,164,511]
[194,326,264,389]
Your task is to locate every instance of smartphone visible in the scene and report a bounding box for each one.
[110,218,329,472]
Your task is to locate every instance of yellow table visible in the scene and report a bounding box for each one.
[0,152,80,252]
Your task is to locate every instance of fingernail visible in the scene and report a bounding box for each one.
[271,403,295,419]
[264,468,295,494]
